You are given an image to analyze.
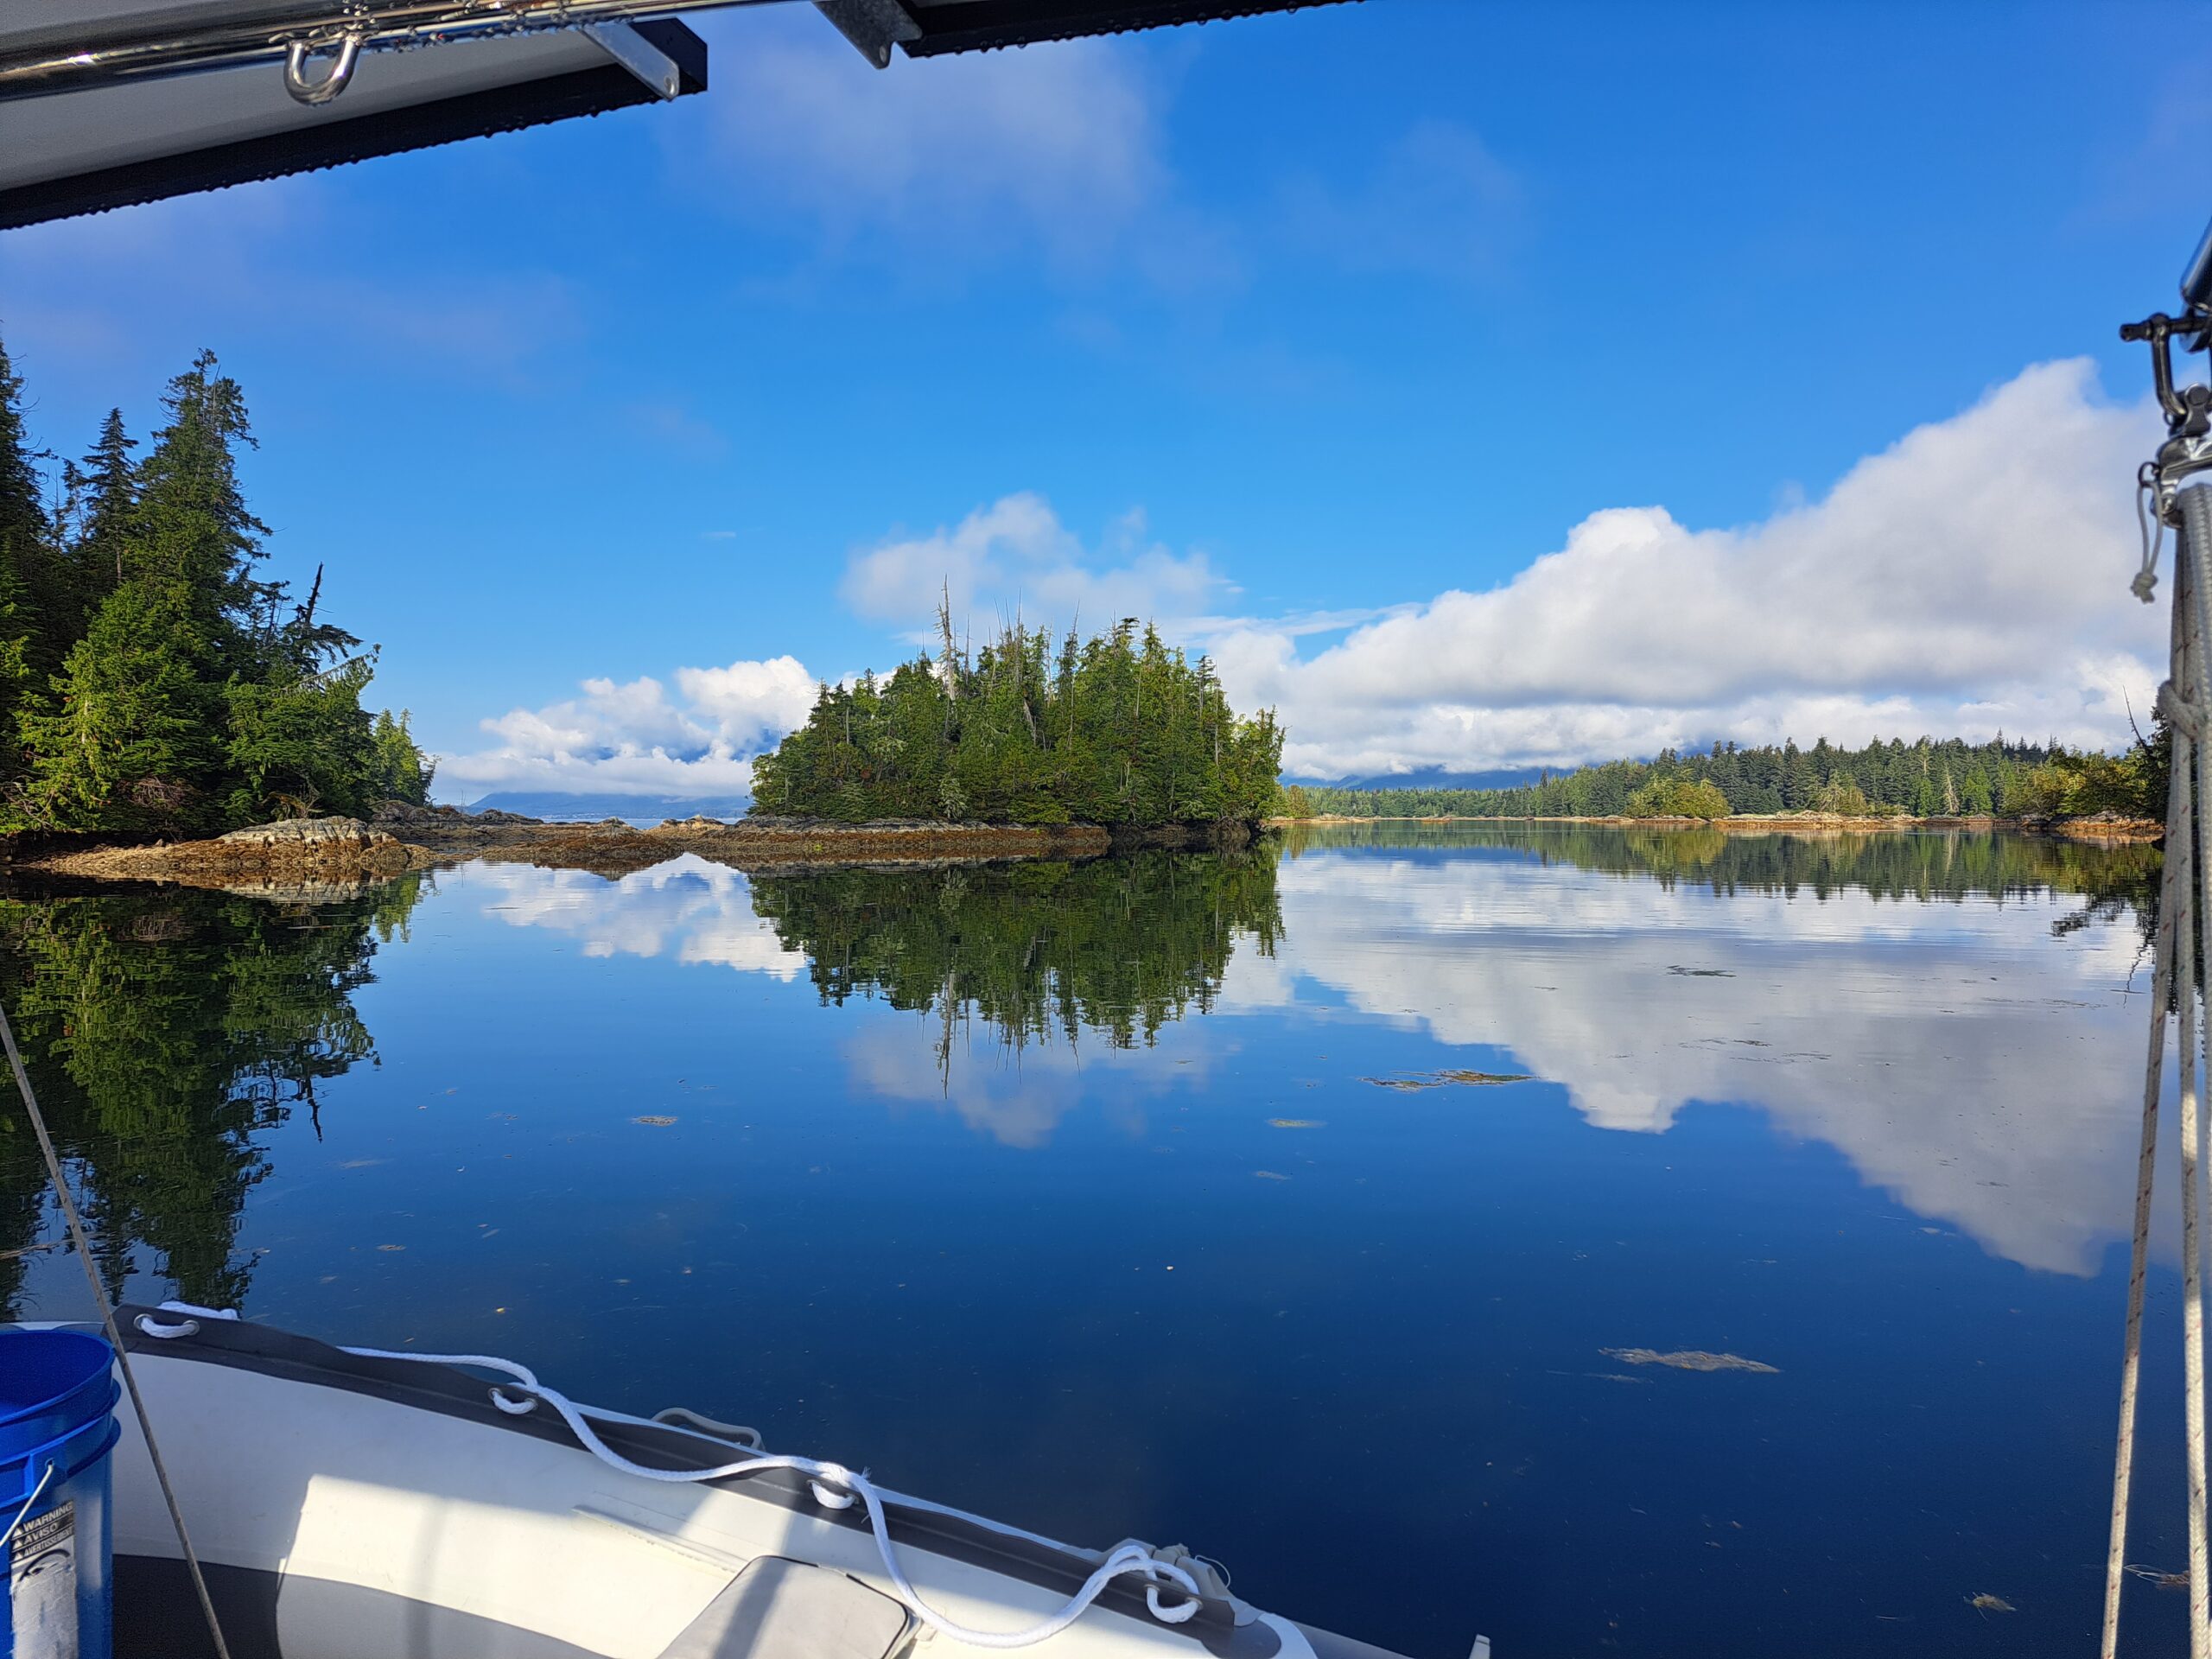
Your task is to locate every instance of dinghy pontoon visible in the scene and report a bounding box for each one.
[21,1304,1422,1659]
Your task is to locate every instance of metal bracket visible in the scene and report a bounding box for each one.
[812,0,921,70]
[2122,308,2212,520]
[583,22,683,100]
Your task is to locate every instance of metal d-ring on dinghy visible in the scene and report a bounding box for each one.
[12,1301,1424,1659]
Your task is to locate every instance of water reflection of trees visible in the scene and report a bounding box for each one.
[0,876,424,1316]
[1281,820,2161,922]
[747,851,1282,1066]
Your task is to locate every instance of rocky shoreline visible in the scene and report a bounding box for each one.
[1,802,2158,895]
[4,807,1152,891]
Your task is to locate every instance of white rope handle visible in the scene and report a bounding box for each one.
[137,1318,1205,1649]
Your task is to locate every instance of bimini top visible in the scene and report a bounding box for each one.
[0,0,1354,232]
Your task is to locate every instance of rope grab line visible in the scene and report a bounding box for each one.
[136,1304,1206,1652]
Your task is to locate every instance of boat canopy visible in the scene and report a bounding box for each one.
[0,0,1350,232]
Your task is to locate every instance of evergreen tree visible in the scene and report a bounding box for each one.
[0,342,43,782]
[223,655,377,822]
[129,352,271,655]
[365,710,436,806]
[19,580,224,832]
[57,409,137,642]
[0,337,428,835]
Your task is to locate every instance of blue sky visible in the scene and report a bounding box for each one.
[0,0,2202,797]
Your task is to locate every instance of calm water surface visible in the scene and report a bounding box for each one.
[0,825,2192,1657]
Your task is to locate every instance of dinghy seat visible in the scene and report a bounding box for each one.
[656,1556,908,1659]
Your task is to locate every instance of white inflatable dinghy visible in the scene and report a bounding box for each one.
[34,1305,1427,1659]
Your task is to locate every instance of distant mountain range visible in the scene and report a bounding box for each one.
[462,792,751,824]
[1286,766,1548,792]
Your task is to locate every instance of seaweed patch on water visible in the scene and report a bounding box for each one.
[1966,1594,2016,1614]
[1363,1069,1533,1090]
[1667,965,1734,977]
[1601,1347,1779,1374]
[1267,1118,1325,1128]
[1253,1170,1293,1180]
[2125,1565,2189,1592]
[633,1116,678,1127]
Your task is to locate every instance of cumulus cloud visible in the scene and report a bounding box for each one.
[842,493,1235,642]
[448,359,2160,801]
[437,656,816,798]
[1207,359,2165,778]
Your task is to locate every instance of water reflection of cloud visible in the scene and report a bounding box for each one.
[1240,849,2152,1278]
[454,856,806,981]
[840,1017,1217,1149]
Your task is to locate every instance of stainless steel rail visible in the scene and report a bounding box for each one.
[0,0,777,99]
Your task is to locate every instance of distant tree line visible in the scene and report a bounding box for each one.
[1281,733,2167,823]
[0,335,433,835]
[750,611,1283,828]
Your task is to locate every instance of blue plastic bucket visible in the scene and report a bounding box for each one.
[1,1331,119,1659]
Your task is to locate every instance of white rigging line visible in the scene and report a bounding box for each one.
[0,998,234,1659]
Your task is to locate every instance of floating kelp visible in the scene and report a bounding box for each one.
[1362,1070,1532,1090]
[1967,1594,2016,1613]
[2125,1565,2189,1592]
[1267,1118,1325,1128]
[1601,1347,1780,1374]
[632,1116,678,1127]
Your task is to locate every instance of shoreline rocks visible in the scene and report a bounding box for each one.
[9,810,1264,887]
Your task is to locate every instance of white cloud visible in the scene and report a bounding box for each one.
[696,11,1170,272]
[1280,120,1525,281]
[437,656,816,799]
[1205,359,2166,778]
[447,359,2162,802]
[841,493,1234,642]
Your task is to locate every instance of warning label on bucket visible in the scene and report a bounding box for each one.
[8,1499,77,1658]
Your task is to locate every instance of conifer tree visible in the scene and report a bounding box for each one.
[19,579,223,832]
[60,410,137,620]
[366,711,436,806]
[0,335,432,834]
[0,341,44,778]
[130,352,271,654]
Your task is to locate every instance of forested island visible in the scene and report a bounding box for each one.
[0,337,432,836]
[1282,734,2165,825]
[750,614,1283,831]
